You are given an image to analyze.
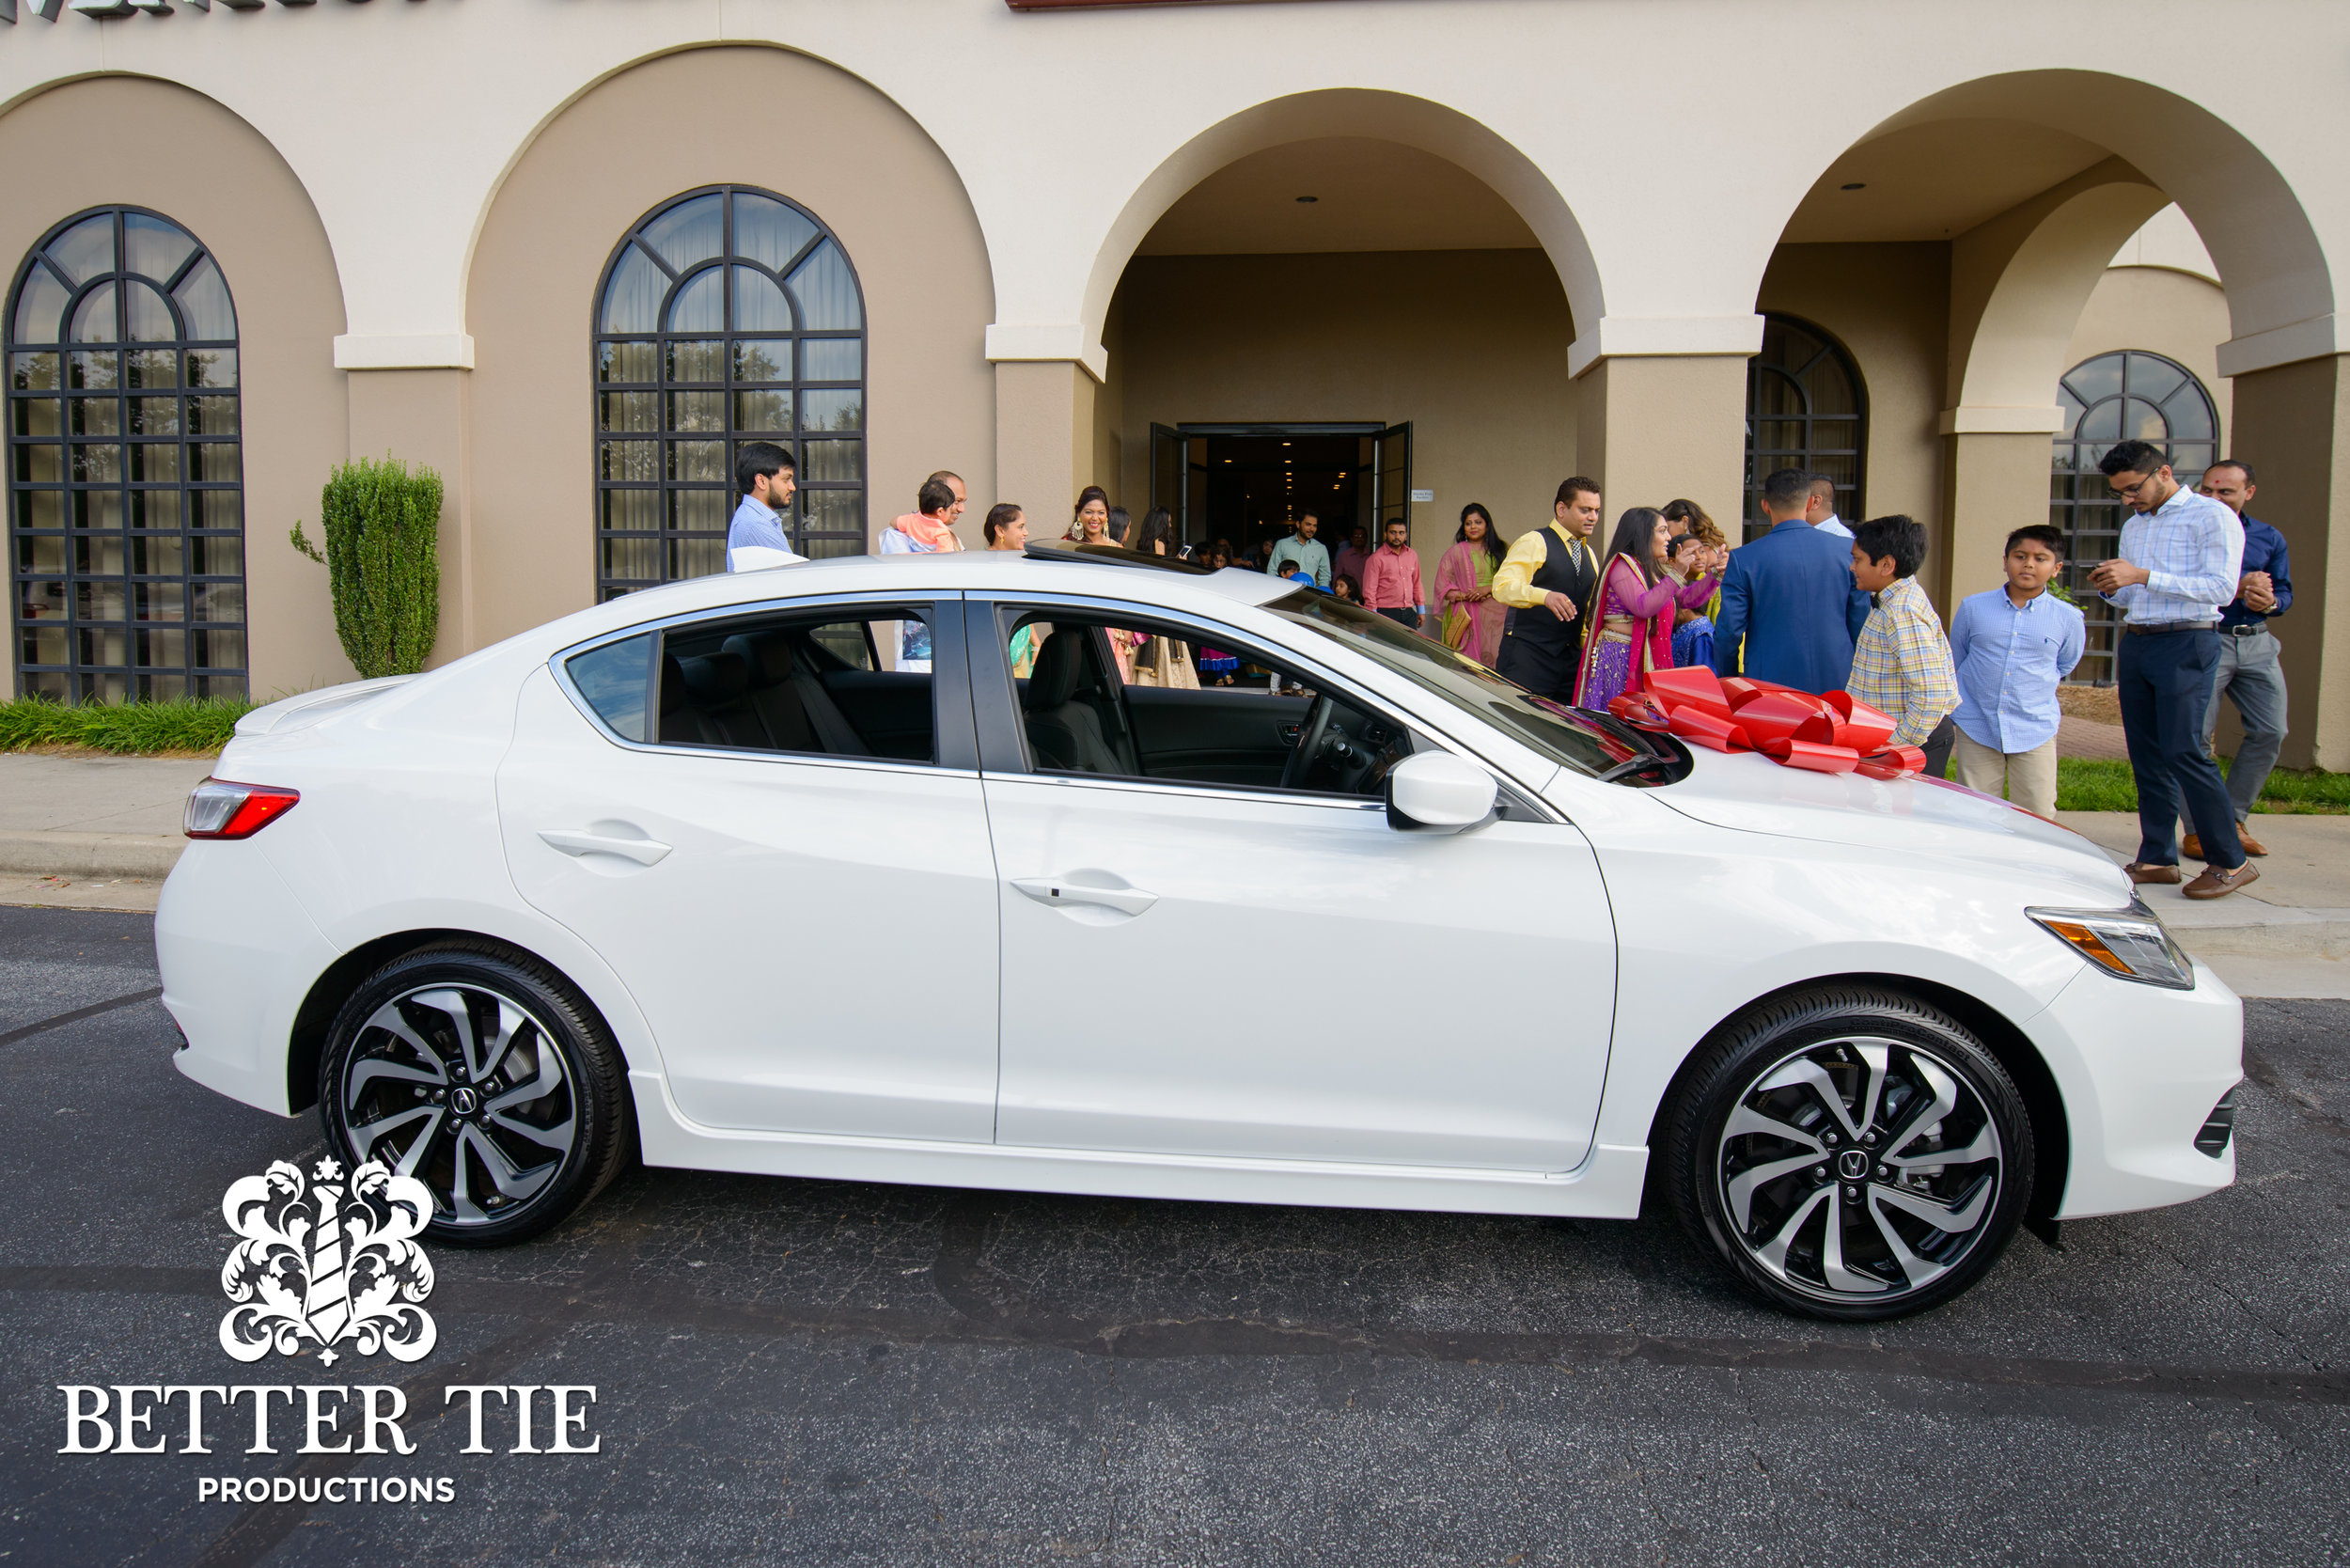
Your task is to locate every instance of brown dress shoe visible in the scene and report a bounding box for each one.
[2185,831,2270,860]
[2184,860,2261,900]
[2125,862,2184,885]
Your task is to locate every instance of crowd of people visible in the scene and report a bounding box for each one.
[721,432,2291,902]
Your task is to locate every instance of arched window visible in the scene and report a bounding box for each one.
[592,186,867,599]
[2051,350,2219,683]
[8,208,243,702]
[1744,316,1865,541]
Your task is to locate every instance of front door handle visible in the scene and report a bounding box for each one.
[539,828,672,866]
[1011,876,1157,917]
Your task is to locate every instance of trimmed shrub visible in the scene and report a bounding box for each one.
[0,696,252,754]
[290,457,442,678]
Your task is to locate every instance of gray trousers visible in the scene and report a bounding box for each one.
[2202,626,2289,823]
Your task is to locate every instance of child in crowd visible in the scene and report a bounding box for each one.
[1664,533,1717,670]
[1845,515,1960,778]
[1332,574,1361,605]
[1946,525,2085,816]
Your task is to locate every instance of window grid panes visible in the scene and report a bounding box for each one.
[1744,316,1865,542]
[2050,350,2218,685]
[8,208,244,701]
[593,186,867,601]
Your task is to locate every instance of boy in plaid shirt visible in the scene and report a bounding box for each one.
[1846,515,1959,778]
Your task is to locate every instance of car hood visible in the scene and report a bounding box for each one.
[1649,744,2132,902]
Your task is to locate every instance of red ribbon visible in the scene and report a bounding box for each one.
[1607,666,1927,779]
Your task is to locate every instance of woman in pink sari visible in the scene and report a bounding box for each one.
[1434,503,1508,665]
[1574,507,1721,711]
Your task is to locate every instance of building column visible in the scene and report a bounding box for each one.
[1933,408,2062,614]
[992,357,1101,528]
[2228,351,2350,770]
[337,334,476,667]
[1573,353,1747,527]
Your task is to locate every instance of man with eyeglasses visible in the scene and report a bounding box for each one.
[2087,438,2253,899]
[2190,460,2289,861]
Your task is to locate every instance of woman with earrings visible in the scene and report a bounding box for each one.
[1574,506,1723,710]
[1434,503,1509,665]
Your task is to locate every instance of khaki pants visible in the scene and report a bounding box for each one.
[1952,730,2059,819]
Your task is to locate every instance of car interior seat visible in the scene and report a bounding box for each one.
[723,630,870,756]
[1021,627,1130,775]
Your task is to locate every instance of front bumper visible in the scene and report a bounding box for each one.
[2035,957,2242,1220]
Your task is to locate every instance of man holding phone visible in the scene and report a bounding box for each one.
[2089,440,2253,899]
[2190,460,2289,858]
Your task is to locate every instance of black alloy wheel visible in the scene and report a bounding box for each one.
[1663,986,2034,1321]
[320,942,633,1247]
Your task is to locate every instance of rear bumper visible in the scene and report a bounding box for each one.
[2035,959,2242,1220]
[158,841,339,1118]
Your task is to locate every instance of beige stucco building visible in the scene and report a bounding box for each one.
[5,0,2346,761]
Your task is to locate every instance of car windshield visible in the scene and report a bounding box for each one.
[1267,589,1653,780]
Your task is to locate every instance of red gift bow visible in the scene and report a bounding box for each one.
[1608,666,1927,779]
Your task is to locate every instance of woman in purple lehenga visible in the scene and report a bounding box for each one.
[1574,506,1721,711]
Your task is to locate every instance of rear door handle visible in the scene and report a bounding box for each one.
[538,828,672,866]
[1011,876,1157,917]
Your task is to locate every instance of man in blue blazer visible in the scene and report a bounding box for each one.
[1712,467,1874,690]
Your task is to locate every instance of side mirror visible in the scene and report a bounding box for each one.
[1386,750,1498,833]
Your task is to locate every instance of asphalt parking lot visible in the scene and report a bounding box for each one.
[3,902,2347,1567]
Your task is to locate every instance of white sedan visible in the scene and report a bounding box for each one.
[160,548,2241,1320]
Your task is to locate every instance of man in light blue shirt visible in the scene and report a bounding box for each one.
[1948,524,2085,820]
[1266,510,1332,588]
[726,441,801,572]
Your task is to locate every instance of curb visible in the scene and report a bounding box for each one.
[0,829,183,880]
[2162,903,2350,962]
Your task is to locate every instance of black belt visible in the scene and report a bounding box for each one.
[2224,621,2270,637]
[2123,620,2217,636]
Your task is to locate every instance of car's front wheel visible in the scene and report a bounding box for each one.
[1663,986,2033,1320]
[319,943,632,1247]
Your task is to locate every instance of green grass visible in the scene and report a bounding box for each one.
[0,696,254,755]
[2055,756,2350,814]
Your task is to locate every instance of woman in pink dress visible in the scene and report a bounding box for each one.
[1574,507,1722,711]
[1434,503,1509,666]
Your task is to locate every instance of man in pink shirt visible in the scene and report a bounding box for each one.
[1360,520,1426,632]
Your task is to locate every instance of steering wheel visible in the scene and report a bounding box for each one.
[1280,693,1338,792]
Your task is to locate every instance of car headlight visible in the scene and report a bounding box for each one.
[2028,901,2196,990]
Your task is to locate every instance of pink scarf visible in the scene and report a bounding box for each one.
[891,511,960,552]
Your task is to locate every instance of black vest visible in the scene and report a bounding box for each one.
[1502,526,1596,655]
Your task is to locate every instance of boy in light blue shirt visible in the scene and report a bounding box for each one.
[1947,525,2086,819]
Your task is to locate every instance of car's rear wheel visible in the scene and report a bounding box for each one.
[1663,986,2033,1321]
[319,943,632,1247]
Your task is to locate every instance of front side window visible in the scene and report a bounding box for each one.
[8,208,244,701]
[592,186,868,601]
[995,605,1413,799]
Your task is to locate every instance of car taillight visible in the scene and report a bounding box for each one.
[183,778,300,839]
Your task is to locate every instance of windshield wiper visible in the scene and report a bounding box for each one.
[1592,753,1675,785]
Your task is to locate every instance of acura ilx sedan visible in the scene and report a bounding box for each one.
[160,547,2241,1319]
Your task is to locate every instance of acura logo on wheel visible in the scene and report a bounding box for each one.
[448,1086,479,1117]
[1838,1149,1872,1181]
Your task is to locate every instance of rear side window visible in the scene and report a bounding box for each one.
[565,634,653,742]
[656,608,935,763]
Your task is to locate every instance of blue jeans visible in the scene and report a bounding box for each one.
[2203,626,2289,823]
[2119,627,2243,870]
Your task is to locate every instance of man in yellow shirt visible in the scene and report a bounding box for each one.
[1493,478,1604,699]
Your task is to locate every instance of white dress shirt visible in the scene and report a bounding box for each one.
[2100,484,2245,625]
[1814,513,1853,540]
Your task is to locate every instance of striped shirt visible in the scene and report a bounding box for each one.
[1846,575,1958,748]
[2101,483,2244,625]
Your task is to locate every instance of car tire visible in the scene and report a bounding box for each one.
[319,942,633,1247]
[1663,986,2034,1321]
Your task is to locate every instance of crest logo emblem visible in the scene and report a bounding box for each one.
[218,1156,437,1366]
